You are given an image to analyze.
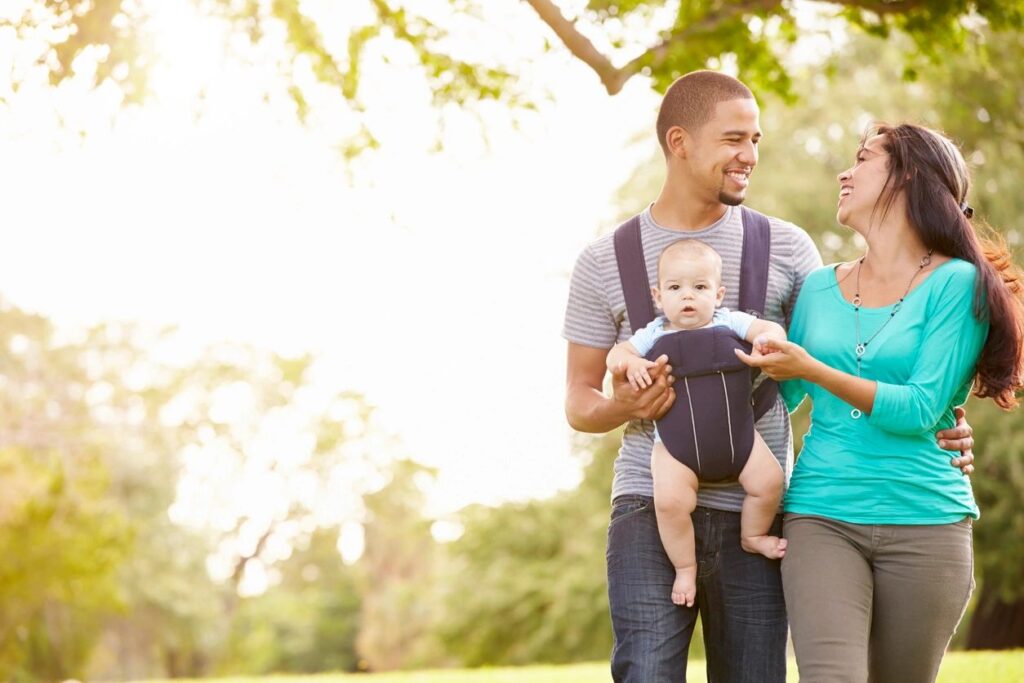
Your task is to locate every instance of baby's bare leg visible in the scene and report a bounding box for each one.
[737,431,787,559]
[651,442,699,607]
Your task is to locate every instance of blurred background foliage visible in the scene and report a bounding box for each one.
[2,1,1023,680]
[8,0,1023,151]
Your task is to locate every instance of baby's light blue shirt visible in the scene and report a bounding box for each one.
[628,308,756,356]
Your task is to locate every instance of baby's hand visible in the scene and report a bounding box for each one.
[624,357,658,391]
[753,332,787,357]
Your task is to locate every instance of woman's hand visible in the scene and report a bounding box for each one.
[735,336,818,381]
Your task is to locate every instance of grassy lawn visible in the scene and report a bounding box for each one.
[135,650,1024,682]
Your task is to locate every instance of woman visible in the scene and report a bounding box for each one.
[738,123,1024,682]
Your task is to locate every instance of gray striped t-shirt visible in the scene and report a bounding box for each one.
[563,204,823,511]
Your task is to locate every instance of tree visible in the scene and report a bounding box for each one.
[0,293,392,679]
[962,398,1024,649]
[0,302,134,682]
[0,302,245,682]
[8,1,1023,142]
[216,528,362,675]
[428,433,617,667]
[355,459,440,671]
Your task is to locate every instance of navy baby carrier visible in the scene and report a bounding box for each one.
[614,207,779,482]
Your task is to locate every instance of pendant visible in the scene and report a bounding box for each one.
[851,408,863,419]
[852,295,862,307]
[855,343,866,357]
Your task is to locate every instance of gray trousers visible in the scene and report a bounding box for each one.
[782,513,974,683]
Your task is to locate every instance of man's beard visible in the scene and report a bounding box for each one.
[718,189,746,206]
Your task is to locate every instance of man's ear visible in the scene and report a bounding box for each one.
[666,126,688,159]
[651,286,662,310]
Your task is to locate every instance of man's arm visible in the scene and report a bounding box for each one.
[938,406,975,475]
[566,342,675,433]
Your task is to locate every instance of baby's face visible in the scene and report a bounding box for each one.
[653,252,725,330]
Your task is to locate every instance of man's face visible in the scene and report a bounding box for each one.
[683,98,761,206]
[652,252,726,331]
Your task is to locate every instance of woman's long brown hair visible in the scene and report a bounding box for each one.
[873,123,1024,409]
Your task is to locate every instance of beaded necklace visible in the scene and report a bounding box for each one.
[848,249,934,419]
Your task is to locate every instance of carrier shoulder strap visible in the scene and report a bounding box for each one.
[612,214,654,335]
[738,206,771,317]
[738,207,779,419]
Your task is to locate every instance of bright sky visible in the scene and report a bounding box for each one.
[0,0,662,537]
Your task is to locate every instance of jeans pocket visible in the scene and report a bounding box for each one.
[609,496,652,528]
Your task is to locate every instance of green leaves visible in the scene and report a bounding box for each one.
[14,0,1024,158]
[587,0,669,19]
[432,434,618,667]
[272,0,345,90]
[42,0,148,102]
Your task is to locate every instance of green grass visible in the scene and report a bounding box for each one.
[134,650,1024,683]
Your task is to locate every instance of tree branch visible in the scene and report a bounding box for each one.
[521,0,627,94]
[523,0,933,96]
[230,526,274,588]
[523,0,784,95]
[621,0,783,83]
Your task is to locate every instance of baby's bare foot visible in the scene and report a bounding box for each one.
[741,535,788,559]
[671,566,697,607]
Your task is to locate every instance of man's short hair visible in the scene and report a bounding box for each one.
[656,70,755,155]
[657,239,723,282]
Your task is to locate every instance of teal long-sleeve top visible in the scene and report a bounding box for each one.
[782,259,987,524]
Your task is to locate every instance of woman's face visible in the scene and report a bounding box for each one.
[836,134,893,232]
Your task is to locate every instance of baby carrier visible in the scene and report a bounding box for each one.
[613,207,779,482]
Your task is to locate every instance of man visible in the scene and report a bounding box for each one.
[562,70,975,683]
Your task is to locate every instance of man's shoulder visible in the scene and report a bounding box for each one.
[744,209,821,276]
[574,213,646,267]
[754,211,814,245]
[570,230,616,276]
[579,222,624,256]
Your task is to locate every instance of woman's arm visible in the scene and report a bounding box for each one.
[739,265,988,434]
[737,339,877,414]
[865,269,988,434]
[741,318,812,411]
[804,357,876,412]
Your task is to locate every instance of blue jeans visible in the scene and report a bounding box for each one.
[607,496,787,683]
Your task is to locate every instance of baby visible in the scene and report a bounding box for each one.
[607,239,787,607]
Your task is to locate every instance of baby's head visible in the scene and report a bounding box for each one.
[653,239,726,330]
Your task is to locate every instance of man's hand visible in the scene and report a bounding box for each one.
[611,353,676,421]
[937,406,975,475]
